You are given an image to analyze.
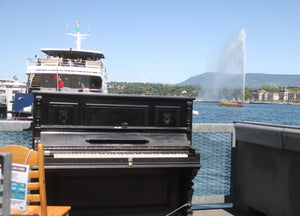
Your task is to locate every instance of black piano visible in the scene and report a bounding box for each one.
[32,91,200,216]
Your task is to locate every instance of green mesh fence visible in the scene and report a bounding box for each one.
[193,132,232,197]
[0,131,32,148]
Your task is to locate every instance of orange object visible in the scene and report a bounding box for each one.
[0,144,71,216]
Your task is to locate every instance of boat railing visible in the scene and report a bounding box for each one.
[0,95,6,105]
[0,89,7,104]
[27,58,103,69]
[27,65,103,77]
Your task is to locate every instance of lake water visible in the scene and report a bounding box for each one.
[193,102,300,126]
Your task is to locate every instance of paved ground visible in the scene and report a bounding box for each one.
[194,209,234,216]
[193,208,247,216]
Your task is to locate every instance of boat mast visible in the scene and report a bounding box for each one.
[64,21,108,94]
[66,21,90,50]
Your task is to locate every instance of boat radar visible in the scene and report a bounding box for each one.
[66,21,90,50]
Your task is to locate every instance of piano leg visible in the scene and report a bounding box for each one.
[184,168,199,216]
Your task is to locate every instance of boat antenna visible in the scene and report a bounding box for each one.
[66,21,90,50]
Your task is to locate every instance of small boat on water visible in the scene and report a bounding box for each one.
[0,77,27,119]
[217,101,243,107]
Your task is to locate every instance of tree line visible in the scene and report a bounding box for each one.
[107,82,300,100]
[107,82,202,97]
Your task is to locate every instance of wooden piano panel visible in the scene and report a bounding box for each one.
[33,91,193,128]
[45,167,193,216]
[49,102,79,125]
[155,105,181,127]
[85,103,149,126]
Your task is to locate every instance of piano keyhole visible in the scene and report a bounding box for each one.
[121,122,128,128]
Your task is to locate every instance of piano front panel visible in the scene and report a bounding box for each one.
[49,102,79,125]
[34,91,193,128]
[155,105,181,127]
[86,103,149,126]
[45,167,194,216]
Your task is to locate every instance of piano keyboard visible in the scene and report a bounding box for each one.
[52,152,189,159]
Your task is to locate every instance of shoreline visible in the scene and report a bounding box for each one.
[194,100,300,105]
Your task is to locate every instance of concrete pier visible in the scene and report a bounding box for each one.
[0,120,31,131]
[233,121,300,215]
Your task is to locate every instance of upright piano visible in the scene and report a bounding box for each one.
[32,91,200,216]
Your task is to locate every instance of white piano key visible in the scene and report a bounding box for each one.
[53,152,188,159]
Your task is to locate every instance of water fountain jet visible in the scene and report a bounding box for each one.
[199,29,246,102]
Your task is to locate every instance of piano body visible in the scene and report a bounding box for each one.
[32,91,200,216]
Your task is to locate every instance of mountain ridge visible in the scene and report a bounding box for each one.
[176,72,300,88]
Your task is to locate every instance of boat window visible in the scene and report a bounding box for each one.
[38,74,102,91]
[90,77,102,89]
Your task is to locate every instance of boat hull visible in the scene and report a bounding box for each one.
[218,102,243,107]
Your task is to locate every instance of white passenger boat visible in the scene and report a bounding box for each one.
[12,22,108,120]
[26,22,108,94]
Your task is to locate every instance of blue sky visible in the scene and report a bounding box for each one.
[0,0,300,84]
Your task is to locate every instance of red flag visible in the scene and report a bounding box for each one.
[54,75,60,80]
[58,79,64,88]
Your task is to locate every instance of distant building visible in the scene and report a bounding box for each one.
[279,90,289,101]
[296,92,300,100]
[251,90,267,101]
[251,89,299,102]
[265,92,279,101]
[288,91,296,101]
[271,92,280,101]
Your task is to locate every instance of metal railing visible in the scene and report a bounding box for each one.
[0,95,6,106]
[27,58,103,69]
[192,123,234,206]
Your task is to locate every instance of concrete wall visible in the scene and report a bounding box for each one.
[233,121,300,216]
[0,120,31,131]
